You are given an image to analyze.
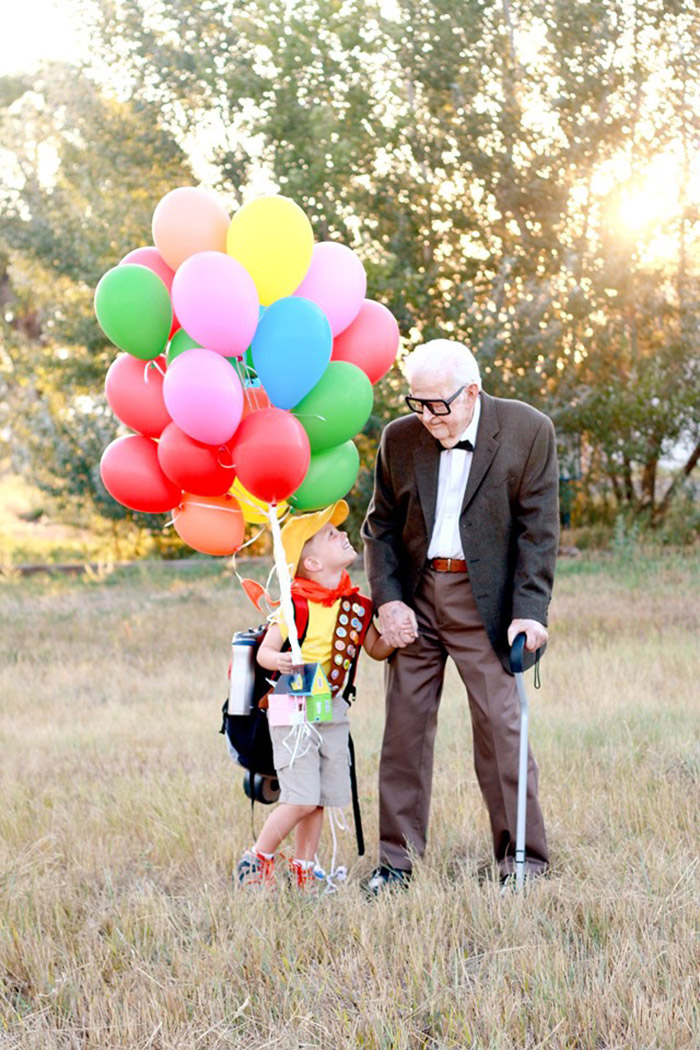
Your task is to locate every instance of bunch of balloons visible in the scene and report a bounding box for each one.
[95,188,400,556]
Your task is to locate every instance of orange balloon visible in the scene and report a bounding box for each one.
[152,187,230,271]
[173,492,244,556]
[240,384,271,419]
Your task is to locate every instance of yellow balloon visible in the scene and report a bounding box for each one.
[231,478,288,525]
[226,196,314,306]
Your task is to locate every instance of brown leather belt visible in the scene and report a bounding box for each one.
[427,557,468,573]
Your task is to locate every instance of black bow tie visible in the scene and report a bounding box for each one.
[437,438,474,452]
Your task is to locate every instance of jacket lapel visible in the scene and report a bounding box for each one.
[413,435,440,538]
[461,392,500,513]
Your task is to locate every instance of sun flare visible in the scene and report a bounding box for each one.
[615,154,682,234]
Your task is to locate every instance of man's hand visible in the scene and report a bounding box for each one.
[507,618,548,652]
[378,601,419,648]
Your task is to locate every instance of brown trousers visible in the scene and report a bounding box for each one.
[379,569,549,876]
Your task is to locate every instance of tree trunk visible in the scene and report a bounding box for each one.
[623,456,636,506]
[640,453,657,511]
[653,440,700,523]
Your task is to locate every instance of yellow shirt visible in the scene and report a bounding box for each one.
[275,599,341,675]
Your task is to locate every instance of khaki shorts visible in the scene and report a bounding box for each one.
[269,697,351,807]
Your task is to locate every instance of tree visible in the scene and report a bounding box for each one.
[4,0,699,537]
[86,0,700,526]
[0,63,194,532]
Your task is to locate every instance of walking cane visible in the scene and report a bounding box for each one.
[509,632,538,891]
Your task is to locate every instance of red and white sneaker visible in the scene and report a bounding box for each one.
[236,848,275,889]
[288,858,319,892]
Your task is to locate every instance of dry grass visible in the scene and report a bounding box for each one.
[1,553,698,1049]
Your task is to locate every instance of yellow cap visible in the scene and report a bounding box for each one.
[280,500,349,577]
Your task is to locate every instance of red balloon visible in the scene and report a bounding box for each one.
[232,408,310,504]
[240,383,271,420]
[157,421,236,496]
[331,299,400,384]
[105,354,171,438]
[120,246,180,338]
[100,435,182,513]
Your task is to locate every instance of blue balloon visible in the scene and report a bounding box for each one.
[251,297,332,410]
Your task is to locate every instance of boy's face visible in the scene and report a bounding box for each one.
[301,522,356,575]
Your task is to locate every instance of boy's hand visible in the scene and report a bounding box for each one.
[276,652,295,673]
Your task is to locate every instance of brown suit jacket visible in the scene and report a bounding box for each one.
[361,391,559,672]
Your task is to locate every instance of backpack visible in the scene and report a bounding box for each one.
[219,595,365,854]
[220,596,310,790]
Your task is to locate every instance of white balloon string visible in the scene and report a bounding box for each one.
[162,504,181,529]
[143,359,166,383]
[293,413,328,422]
[231,524,266,553]
[216,446,236,470]
[172,501,242,518]
[282,721,321,768]
[268,503,303,666]
[233,358,260,404]
[315,808,348,894]
[265,562,277,594]
[231,356,246,383]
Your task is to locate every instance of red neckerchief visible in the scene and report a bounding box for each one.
[291,571,359,608]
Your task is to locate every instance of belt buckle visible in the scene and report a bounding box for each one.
[445,558,453,572]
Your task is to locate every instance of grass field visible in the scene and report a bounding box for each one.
[1,551,698,1049]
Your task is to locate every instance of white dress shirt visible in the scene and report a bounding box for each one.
[427,395,481,559]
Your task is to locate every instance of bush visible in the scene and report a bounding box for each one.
[655,482,700,547]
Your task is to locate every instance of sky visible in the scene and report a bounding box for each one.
[0,0,87,76]
[0,0,402,76]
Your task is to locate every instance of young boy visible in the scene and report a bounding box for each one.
[236,499,393,889]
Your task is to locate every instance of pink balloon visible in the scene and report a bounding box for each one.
[163,348,244,445]
[294,242,367,336]
[120,247,174,291]
[120,247,180,337]
[171,251,260,357]
[105,353,171,438]
[331,299,400,384]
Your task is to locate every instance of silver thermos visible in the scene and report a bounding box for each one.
[228,630,258,715]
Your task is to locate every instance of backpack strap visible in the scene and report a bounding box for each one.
[279,594,310,654]
[259,597,310,707]
[347,733,364,856]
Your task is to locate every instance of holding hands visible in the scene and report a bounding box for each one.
[377,601,419,649]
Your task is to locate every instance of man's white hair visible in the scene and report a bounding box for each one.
[403,339,482,390]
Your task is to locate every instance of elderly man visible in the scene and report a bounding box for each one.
[361,339,559,891]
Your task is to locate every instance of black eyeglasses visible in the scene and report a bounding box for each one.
[405,386,465,416]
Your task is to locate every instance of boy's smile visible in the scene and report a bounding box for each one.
[301,521,356,577]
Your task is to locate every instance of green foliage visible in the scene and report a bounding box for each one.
[1,0,699,542]
[0,64,193,531]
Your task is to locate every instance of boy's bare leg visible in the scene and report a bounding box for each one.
[254,803,319,856]
[293,806,324,861]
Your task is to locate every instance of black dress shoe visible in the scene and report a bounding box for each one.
[363,865,412,896]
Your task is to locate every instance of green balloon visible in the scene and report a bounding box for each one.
[166,328,201,365]
[95,264,173,361]
[292,362,373,452]
[290,440,360,511]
